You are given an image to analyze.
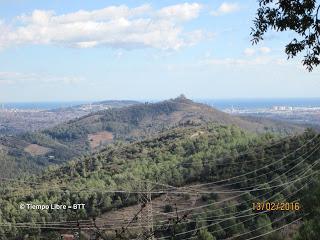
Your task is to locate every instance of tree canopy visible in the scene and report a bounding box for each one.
[251,0,320,71]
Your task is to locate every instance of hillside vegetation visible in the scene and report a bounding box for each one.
[1,124,319,239]
[0,96,304,178]
[43,96,304,144]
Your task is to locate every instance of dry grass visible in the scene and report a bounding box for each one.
[96,184,240,230]
[24,144,51,156]
[88,131,113,149]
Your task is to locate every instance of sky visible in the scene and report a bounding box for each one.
[0,0,320,102]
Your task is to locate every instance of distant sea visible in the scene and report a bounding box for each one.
[2,98,320,110]
[198,98,320,110]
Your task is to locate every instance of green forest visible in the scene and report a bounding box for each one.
[0,97,304,179]
[1,123,320,239]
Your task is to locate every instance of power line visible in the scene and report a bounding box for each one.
[0,134,295,186]
[0,168,316,239]
[3,135,318,198]
[143,164,318,240]
[180,134,318,189]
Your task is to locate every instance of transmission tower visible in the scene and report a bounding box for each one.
[137,182,154,240]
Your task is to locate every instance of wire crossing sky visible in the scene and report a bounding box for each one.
[0,0,319,102]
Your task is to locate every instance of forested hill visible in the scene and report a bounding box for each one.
[1,125,319,239]
[40,95,304,151]
[0,96,305,178]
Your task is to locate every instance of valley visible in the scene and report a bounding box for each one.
[0,97,319,240]
[0,100,139,135]
[2,1,320,238]
[0,96,305,178]
[226,106,320,129]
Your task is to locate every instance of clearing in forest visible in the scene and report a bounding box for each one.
[88,131,114,149]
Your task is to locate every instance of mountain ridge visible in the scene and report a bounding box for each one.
[0,96,304,177]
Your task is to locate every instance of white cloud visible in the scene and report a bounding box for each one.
[157,3,202,21]
[185,30,213,46]
[259,46,271,54]
[0,3,206,51]
[18,5,151,24]
[211,2,240,16]
[243,46,271,56]
[243,48,255,56]
[0,72,83,85]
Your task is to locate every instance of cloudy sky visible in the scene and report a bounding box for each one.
[0,0,319,102]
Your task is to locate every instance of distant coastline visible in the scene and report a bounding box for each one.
[0,101,89,110]
[2,98,320,110]
[200,98,320,110]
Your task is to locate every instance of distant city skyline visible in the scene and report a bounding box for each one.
[0,0,320,102]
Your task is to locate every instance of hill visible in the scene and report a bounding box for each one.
[1,124,319,239]
[41,95,304,150]
[0,100,140,177]
[0,100,140,135]
[0,96,305,177]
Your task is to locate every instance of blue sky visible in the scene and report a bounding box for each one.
[0,0,319,102]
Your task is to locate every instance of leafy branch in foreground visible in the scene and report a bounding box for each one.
[251,0,320,71]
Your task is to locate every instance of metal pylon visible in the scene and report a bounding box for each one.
[138,182,154,240]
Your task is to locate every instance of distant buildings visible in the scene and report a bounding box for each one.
[223,105,320,126]
[272,106,293,111]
